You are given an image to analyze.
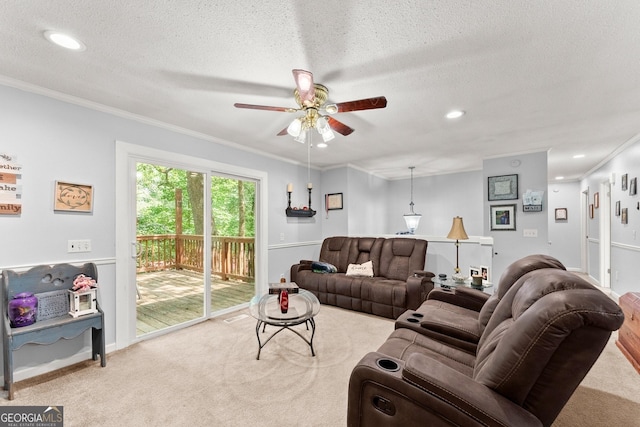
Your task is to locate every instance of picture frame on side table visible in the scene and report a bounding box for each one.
[555,208,568,221]
[488,174,518,201]
[54,181,93,213]
[490,204,517,230]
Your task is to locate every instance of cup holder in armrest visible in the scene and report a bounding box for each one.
[376,358,400,372]
[411,312,424,318]
[407,317,420,323]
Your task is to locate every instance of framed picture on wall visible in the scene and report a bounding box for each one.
[490,204,516,230]
[616,201,621,216]
[325,193,343,210]
[54,181,93,213]
[630,177,637,196]
[589,204,594,219]
[622,173,628,191]
[488,174,518,201]
[555,208,568,220]
[622,208,628,224]
[594,192,599,208]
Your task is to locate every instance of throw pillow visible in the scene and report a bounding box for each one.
[311,261,337,274]
[346,260,374,277]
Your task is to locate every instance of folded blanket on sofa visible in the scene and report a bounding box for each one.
[311,261,337,273]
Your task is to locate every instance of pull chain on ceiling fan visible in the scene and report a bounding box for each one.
[234,69,387,144]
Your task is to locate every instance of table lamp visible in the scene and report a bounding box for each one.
[447,216,469,274]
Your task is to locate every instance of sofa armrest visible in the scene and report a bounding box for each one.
[290,260,312,283]
[406,271,435,310]
[426,286,489,312]
[348,352,542,427]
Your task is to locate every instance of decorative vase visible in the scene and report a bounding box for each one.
[8,292,38,327]
[280,289,288,314]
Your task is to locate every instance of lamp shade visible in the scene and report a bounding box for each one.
[404,213,422,234]
[447,216,469,240]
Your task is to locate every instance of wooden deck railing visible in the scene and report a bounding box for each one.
[136,235,255,281]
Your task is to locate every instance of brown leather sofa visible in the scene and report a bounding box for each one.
[290,236,434,319]
[394,254,566,353]
[347,267,624,427]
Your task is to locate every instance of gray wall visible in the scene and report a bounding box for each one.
[483,152,550,277]
[581,136,640,297]
[548,181,582,269]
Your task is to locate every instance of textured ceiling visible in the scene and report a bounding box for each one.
[1,1,639,180]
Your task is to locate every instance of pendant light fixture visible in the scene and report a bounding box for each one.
[403,166,422,234]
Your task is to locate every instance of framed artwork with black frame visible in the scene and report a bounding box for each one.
[488,174,518,201]
[622,173,628,191]
[616,201,621,216]
[630,177,637,196]
[490,204,517,230]
[325,193,343,210]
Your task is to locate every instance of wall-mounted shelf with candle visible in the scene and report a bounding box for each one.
[286,182,316,217]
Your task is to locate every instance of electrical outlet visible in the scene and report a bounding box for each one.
[523,229,538,238]
[68,239,92,253]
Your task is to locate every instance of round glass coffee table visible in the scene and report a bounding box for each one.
[249,289,320,360]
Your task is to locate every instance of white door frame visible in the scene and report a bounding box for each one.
[599,180,611,287]
[115,141,268,350]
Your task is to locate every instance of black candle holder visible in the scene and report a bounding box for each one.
[285,188,316,217]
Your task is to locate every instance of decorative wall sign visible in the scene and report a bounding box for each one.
[0,153,22,215]
[54,181,93,213]
[555,208,568,221]
[490,204,517,230]
[488,174,518,201]
[522,189,544,212]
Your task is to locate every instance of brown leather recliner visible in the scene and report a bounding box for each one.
[348,268,624,427]
[394,254,566,353]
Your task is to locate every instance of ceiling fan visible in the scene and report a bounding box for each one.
[234,69,387,143]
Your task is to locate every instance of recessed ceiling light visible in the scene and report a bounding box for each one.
[555,176,565,180]
[573,154,585,159]
[446,110,465,119]
[316,142,328,148]
[43,30,86,51]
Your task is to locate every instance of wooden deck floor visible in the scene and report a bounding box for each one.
[136,269,255,336]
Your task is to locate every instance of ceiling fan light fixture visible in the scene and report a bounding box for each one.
[294,128,307,144]
[320,128,335,142]
[287,118,303,137]
[325,104,338,114]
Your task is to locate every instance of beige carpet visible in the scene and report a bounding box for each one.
[2,306,639,426]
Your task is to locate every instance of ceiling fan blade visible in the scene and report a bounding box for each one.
[292,69,315,106]
[277,126,289,136]
[234,103,297,112]
[334,96,387,113]
[328,117,355,136]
